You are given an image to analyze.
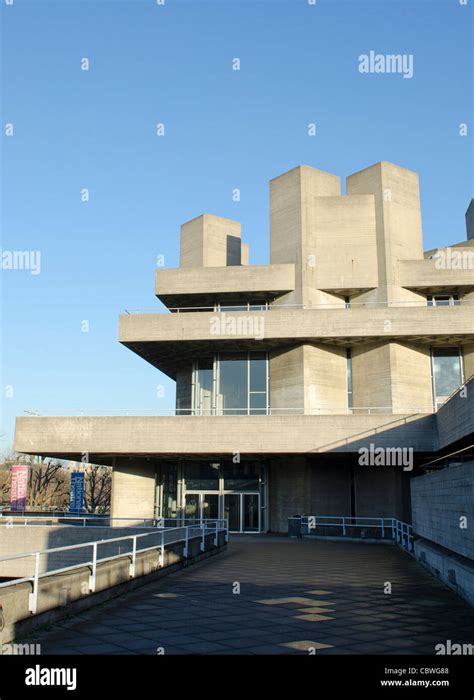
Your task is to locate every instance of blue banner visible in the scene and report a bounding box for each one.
[70,472,85,513]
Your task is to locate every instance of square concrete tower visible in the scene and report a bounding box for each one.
[180,214,244,267]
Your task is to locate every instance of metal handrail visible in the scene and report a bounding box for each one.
[297,515,414,552]
[0,520,229,614]
[22,406,435,417]
[124,298,474,313]
[0,516,227,529]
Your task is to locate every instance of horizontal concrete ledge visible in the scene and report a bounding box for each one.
[400,258,474,292]
[14,413,437,457]
[119,306,474,345]
[0,532,226,644]
[155,263,296,306]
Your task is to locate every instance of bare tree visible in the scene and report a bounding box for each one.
[83,465,112,514]
[27,460,69,508]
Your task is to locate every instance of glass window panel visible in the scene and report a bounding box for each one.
[243,494,259,531]
[218,355,247,414]
[184,464,219,490]
[185,494,200,520]
[249,392,266,414]
[432,349,462,399]
[202,495,219,519]
[224,494,240,531]
[220,305,248,312]
[223,463,259,491]
[196,358,213,415]
[162,465,178,518]
[250,356,266,392]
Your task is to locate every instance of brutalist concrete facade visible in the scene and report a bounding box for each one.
[14,162,474,532]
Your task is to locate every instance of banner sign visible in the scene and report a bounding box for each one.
[10,465,29,512]
[70,472,85,513]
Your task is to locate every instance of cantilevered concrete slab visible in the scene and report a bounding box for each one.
[155,263,296,308]
[14,413,438,460]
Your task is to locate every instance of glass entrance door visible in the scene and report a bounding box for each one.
[224,494,240,531]
[224,493,260,532]
[243,494,259,532]
[185,493,219,521]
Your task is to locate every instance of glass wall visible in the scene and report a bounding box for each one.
[157,461,267,532]
[431,347,463,408]
[192,352,268,415]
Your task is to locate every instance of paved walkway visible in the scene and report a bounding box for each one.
[33,538,474,655]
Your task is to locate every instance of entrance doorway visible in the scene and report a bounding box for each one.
[224,493,260,533]
[185,493,260,532]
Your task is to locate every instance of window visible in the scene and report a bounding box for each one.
[184,463,220,491]
[346,348,353,409]
[192,352,269,415]
[223,463,260,491]
[218,353,248,415]
[431,348,463,409]
[194,358,214,416]
[427,294,460,307]
[216,301,269,312]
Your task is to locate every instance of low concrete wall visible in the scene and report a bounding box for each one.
[414,539,474,607]
[0,531,226,643]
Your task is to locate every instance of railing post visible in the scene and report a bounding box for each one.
[200,523,205,552]
[89,542,97,592]
[214,521,218,547]
[342,517,346,537]
[159,531,164,568]
[129,535,137,578]
[28,552,40,614]
[183,526,189,558]
[381,518,385,539]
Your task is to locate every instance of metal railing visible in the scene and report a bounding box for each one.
[0,515,226,529]
[23,405,435,417]
[292,515,414,552]
[0,520,228,614]
[125,298,474,314]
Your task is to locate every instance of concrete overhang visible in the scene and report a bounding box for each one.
[119,306,474,377]
[155,263,296,308]
[399,257,474,294]
[14,413,437,460]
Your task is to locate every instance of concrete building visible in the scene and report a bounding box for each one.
[14,162,474,532]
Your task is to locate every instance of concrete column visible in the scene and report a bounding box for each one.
[309,462,351,514]
[347,161,426,306]
[268,457,310,532]
[355,466,407,519]
[270,165,344,308]
[270,343,348,414]
[352,342,433,414]
[110,460,156,522]
[463,343,474,381]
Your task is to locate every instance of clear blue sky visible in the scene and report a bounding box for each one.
[1,0,472,455]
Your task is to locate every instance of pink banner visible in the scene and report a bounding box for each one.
[10,465,29,512]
